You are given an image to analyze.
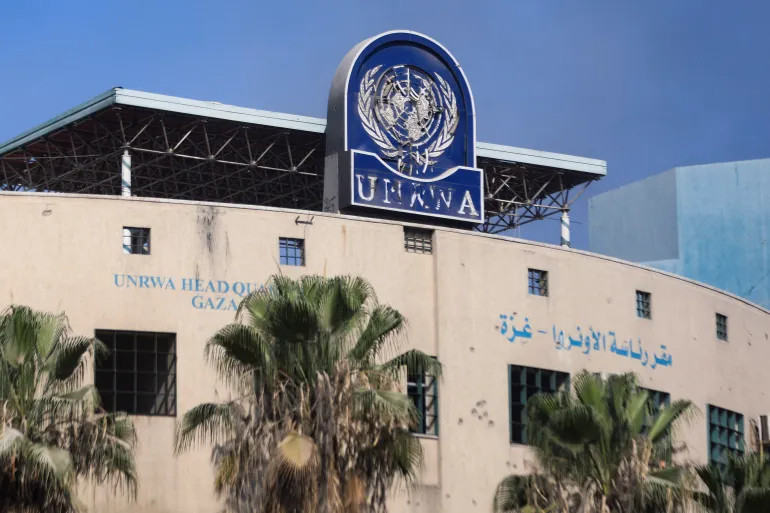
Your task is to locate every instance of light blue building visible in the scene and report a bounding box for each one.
[589,158,770,308]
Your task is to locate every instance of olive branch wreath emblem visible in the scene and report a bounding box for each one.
[357,65,459,170]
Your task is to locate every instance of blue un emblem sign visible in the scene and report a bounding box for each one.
[324,31,484,224]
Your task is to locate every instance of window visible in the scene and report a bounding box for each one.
[122,227,150,255]
[641,388,670,434]
[716,313,728,341]
[404,227,433,254]
[527,269,548,297]
[509,365,569,444]
[708,405,744,469]
[94,330,176,416]
[636,290,652,319]
[279,237,305,266]
[407,361,438,436]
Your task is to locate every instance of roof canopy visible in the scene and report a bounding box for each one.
[0,88,606,233]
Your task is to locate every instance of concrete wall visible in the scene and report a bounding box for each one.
[676,159,770,308]
[589,158,770,309]
[589,168,679,262]
[1,192,769,513]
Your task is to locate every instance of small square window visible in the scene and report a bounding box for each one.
[528,269,548,297]
[407,359,438,436]
[279,237,305,266]
[636,290,651,319]
[404,227,433,254]
[122,227,150,255]
[716,313,728,341]
[94,330,176,416]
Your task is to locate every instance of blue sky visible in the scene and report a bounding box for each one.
[2,1,769,248]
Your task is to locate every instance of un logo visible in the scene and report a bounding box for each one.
[358,64,458,177]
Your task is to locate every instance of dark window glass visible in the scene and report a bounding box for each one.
[279,237,305,266]
[509,365,568,444]
[636,290,652,319]
[407,359,438,436]
[122,227,150,255]
[94,330,176,416]
[527,269,548,297]
[716,313,728,341]
[404,227,434,254]
[708,404,744,470]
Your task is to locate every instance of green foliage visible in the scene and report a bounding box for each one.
[0,305,137,512]
[175,275,439,513]
[695,451,770,513]
[494,371,695,513]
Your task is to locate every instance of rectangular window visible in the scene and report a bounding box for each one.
[407,361,438,436]
[527,269,549,297]
[509,365,569,444]
[708,404,744,469]
[122,227,150,255]
[94,330,176,416]
[716,313,728,341]
[404,227,434,254]
[636,290,652,319]
[279,237,305,266]
[641,388,670,434]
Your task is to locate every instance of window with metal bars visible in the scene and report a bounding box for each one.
[636,290,651,319]
[708,404,744,470]
[716,313,728,341]
[122,227,150,255]
[527,269,548,297]
[279,237,305,266]
[404,227,433,254]
[94,330,176,416]
[407,362,438,436]
[509,365,569,444]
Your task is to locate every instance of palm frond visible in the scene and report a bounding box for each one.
[174,402,243,454]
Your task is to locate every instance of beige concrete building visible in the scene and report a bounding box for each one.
[0,191,767,513]
[1,30,765,513]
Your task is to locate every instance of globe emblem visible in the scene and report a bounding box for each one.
[358,64,458,177]
[375,66,441,151]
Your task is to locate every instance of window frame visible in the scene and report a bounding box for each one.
[508,365,569,445]
[122,226,151,255]
[407,360,439,436]
[279,237,305,266]
[404,227,434,254]
[527,268,549,297]
[716,313,728,341]
[94,329,177,417]
[636,290,652,319]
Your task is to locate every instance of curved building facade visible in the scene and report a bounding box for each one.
[0,191,767,513]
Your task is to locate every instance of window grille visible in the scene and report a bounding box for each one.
[636,290,652,319]
[94,330,176,416]
[716,313,728,341]
[708,404,744,469]
[407,361,438,436]
[509,365,569,444]
[527,269,548,297]
[404,227,433,254]
[122,227,150,255]
[279,237,305,266]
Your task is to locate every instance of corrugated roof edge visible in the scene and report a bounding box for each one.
[0,88,606,177]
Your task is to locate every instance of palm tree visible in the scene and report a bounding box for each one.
[0,305,137,512]
[695,451,770,513]
[174,275,440,513]
[493,372,695,513]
